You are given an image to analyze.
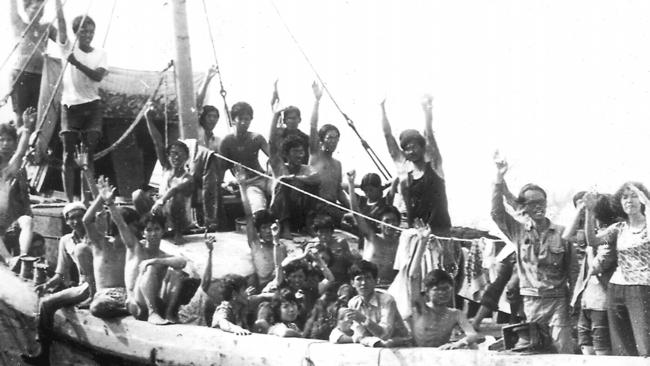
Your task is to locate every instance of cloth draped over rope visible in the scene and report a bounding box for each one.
[33,55,205,160]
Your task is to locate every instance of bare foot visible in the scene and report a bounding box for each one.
[165,314,180,324]
[148,312,172,325]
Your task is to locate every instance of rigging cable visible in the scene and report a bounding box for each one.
[267,0,393,180]
[200,0,233,127]
[0,0,52,73]
[101,0,117,48]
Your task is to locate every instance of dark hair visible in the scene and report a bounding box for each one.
[140,212,166,230]
[516,183,547,205]
[317,124,339,142]
[0,123,18,143]
[221,274,247,301]
[107,207,141,237]
[422,269,454,291]
[312,213,335,232]
[72,15,95,34]
[199,105,219,129]
[348,260,378,281]
[380,206,401,222]
[282,260,308,278]
[253,210,275,231]
[270,289,299,322]
[283,106,301,120]
[282,134,306,157]
[593,194,622,227]
[613,182,650,220]
[572,191,587,208]
[398,129,426,150]
[165,140,190,159]
[231,102,254,120]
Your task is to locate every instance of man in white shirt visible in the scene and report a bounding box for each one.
[55,0,107,202]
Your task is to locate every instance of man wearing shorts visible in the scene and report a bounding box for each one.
[56,0,107,202]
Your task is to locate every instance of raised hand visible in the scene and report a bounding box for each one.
[421,94,433,112]
[346,170,356,185]
[493,150,508,178]
[96,176,116,203]
[380,98,386,110]
[271,79,280,111]
[207,65,218,79]
[205,235,215,251]
[583,191,598,211]
[628,184,649,206]
[74,143,89,170]
[270,221,280,238]
[413,218,430,239]
[21,106,37,131]
[144,101,156,121]
[312,81,323,101]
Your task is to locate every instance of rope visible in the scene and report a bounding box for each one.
[101,0,117,48]
[30,2,93,151]
[163,72,169,149]
[0,0,52,73]
[200,0,233,127]
[213,150,476,243]
[267,0,392,180]
[93,62,173,161]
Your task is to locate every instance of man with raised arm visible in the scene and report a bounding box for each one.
[269,96,320,237]
[308,82,348,225]
[491,156,575,353]
[381,96,451,234]
[55,0,107,202]
[98,177,189,325]
[8,0,57,126]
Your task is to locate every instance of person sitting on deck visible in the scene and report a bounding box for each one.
[210,273,252,335]
[23,202,94,365]
[100,179,193,325]
[0,108,40,268]
[177,236,223,326]
[133,105,194,244]
[347,170,400,287]
[269,80,311,165]
[308,82,349,226]
[81,173,140,319]
[380,96,451,235]
[345,260,411,347]
[267,289,304,338]
[269,103,320,237]
[8,0,57,127]
[406,221,482,349]
[219,101,270,217]
[309,213,353,285]
[491,156,576,354]
[55,0,108,202]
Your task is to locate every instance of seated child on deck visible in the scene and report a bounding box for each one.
[267,289,303,338]
[304,282,355,340]
[210,273,251,335]
[310,213,354,285]
[406,222,482,349]
[329,307,355,344]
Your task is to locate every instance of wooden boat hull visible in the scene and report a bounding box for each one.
[2,262,650,366]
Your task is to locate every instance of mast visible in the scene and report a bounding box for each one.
[171,0,197,140]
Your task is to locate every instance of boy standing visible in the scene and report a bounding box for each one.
[55,0,107,202]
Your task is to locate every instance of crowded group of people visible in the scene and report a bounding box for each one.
[2,0,650,364]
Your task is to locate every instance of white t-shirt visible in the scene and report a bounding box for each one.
[59,39,107,106]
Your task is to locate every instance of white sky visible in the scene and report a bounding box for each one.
[2,0,650,230]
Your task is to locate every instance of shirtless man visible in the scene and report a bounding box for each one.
[24,202,93,364]
[99,178,188,325]
[308,82,349,225]
[81,166,139,318]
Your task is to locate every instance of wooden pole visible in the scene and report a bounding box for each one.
[171,0,197,140]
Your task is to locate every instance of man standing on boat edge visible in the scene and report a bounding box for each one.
[55,0,107,203]
[380,95,451,235]
[491,156,576,353]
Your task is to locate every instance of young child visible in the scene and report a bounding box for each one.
[329,307,355,344]
[311,213,353,285]
[267,290,303,338]
[347,170,400,287]
[304,283,354,340]
[210,273,251,335]
[407,222,482,349]
[134,106,194,244]
[55,0,108,202]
